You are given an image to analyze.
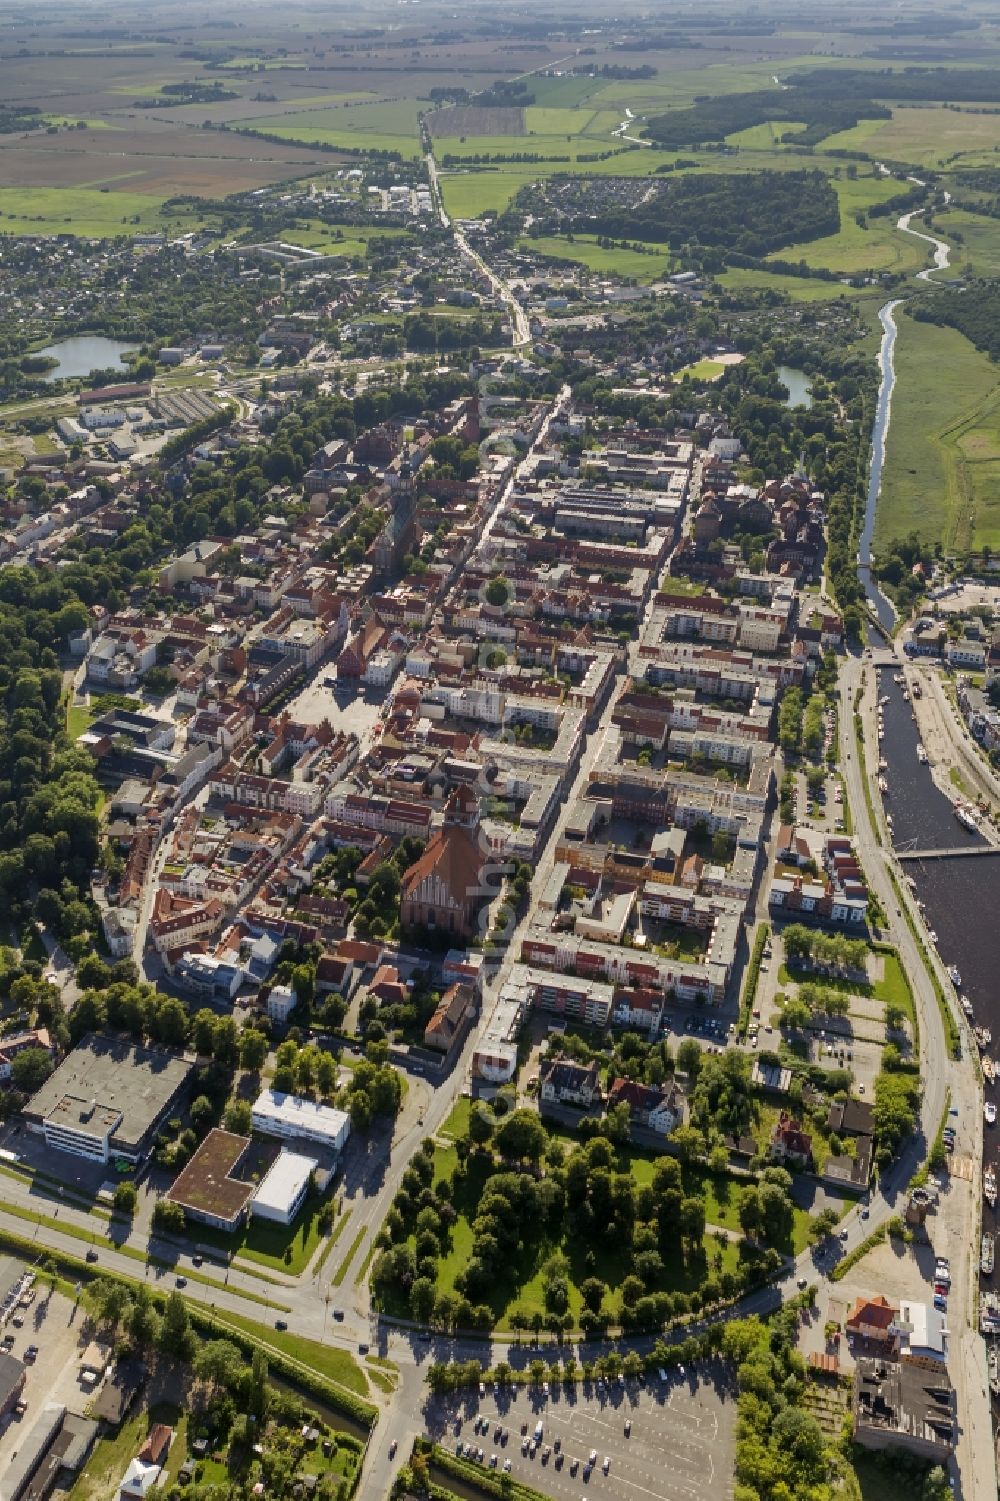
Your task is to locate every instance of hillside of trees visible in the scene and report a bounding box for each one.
[529,171,840,263]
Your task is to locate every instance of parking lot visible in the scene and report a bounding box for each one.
[0,1267,90,1471]
[430,1366,736,1501]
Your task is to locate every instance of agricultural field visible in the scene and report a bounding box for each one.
[231,98,424,158]
[428,106,526,138]
[767,174,930,277]
[519,232,673,281]
[937,207,1000,278]
[877,314,1000,553]
[432,104,631,165]
[716,266,872,304]
[726,119,809,150]
[823,105,1000,172]
[0,117,334,199]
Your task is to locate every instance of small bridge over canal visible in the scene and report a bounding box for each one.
[896,845,1000,862]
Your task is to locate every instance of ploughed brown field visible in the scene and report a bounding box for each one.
[0,121,340,194]
[427,106,526,138]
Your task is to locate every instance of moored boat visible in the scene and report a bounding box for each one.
[983,1234,995,1276]
[986,1166,997,1207]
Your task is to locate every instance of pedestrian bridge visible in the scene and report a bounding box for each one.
[897,845,1000,861]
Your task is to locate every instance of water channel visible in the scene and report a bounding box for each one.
[855,214,1000,1247]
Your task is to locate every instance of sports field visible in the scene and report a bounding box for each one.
[877,315,1000,553]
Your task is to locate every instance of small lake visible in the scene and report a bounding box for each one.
[40,335,139,383]
[777,365,812,409]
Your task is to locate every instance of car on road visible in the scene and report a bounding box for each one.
[603,1457,611,1474]
[85,1249,99,1263]
[570,1457,579,1475]
[589,1449,598,1466]
[840,1228,849,1241]
[24,1346,37,1363]
[797,1276,808,1289]
[389,1441,397,1459]
[934,1294,948,1311]
[192,1255,203,1266]
[624,1419,631,1437]
[175,1276,187,1287]
[490,1454,497,1468]
[860,1208,870,1219]
[275,1320,288,1331]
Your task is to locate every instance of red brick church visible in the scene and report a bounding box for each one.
[400,785,485,940]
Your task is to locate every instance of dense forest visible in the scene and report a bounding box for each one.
[645,65,1000,150]
[644,89,888,150]
[523,172,840,264]
[911,279,1000,360]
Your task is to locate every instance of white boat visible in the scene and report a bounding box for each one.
[986,1102,997,1126]
[929,929,939,944]
[948,965,962,988]
[917,744,928,764]
[961,994,975,1017]
[986,1166,997,1207]
[956,804,978,833]
[983,1234,995,1276]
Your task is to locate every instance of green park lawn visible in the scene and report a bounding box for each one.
[213,1309,369,1396]
[192,1193,330,1275]
[67,704,98,740]
[518,233,672,281]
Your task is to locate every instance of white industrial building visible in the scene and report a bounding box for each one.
[250,1148,317,1225]
[251,1089,350,1154]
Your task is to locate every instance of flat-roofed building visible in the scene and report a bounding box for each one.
[24,1035,192,1166]
[164,1129,257,1232]
[251,1089,350,1155]
[251,1149,316,1226]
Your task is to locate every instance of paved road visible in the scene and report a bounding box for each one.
[425,150,531,348]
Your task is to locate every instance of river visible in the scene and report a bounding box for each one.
[857,299,901,633]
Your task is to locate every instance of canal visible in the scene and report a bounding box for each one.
[876,670,1000,1235]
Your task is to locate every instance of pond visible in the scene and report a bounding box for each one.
[40,334,139,383]
[776,365,812,409]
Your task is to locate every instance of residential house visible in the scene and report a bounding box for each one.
[606,1077,683,1136]
[539,1057,602,1109]
[770,1112,813,1167]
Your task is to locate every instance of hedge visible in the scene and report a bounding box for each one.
[740,923,769,1038]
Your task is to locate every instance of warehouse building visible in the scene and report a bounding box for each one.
[24,1034,192,1167]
